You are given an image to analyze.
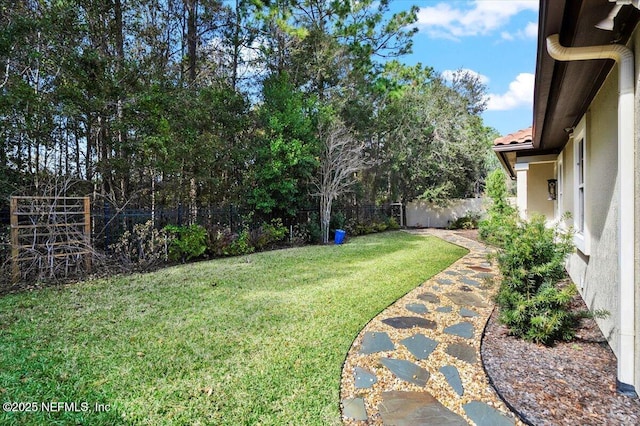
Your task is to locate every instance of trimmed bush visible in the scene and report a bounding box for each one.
[224,227,255,256]
[494,213,607,345]
[164,224,208,262]
[448,213,481,230]
[250,218,288,250]
[496,214,573,296]
[387,217,401,230]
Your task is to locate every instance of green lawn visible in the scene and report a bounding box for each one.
[0,231,466,425]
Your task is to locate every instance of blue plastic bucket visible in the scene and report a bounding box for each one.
[334,229,346,245]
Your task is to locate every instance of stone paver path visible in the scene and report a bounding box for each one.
[339,229,522,425]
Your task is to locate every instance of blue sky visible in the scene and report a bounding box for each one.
[392,0,539,136]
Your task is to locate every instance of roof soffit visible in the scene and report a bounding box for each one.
[534,0,640,153]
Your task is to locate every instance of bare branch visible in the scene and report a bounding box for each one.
[313,118,369,243]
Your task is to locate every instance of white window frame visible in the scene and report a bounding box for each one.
[573,117,590,254]
[556,154,564,226]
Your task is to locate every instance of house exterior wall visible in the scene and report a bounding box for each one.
[526,162,555,220]
[632,25,640,393]
[561,58,621,368]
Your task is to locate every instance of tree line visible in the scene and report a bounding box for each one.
[1,0,498,242]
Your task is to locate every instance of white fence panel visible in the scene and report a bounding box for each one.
[405,198,486,228]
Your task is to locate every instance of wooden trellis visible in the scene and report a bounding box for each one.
[10,196,91,283]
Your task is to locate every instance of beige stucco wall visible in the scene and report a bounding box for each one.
[526,163,555,220]
[563,60,620,365]
[405,198,485,228]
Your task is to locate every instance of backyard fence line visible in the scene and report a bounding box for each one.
[0,202,397,264]
[90,202,395,251]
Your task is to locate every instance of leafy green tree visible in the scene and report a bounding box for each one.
[365,62,496,204]
[250,72,318,216]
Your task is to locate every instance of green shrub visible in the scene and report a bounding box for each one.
[496,214,573,295]
[344,218,360,236]
[251,218,288,250]
[304,213,322,244]
[479,169,517,246]
[374,222,388,232]
[225,227,255,256]
[329,211,346,232]
[492,214,603,345]
[497,280,578,344]
[448,213,480,230]
[206,225,235,257]
[387,217,401,230]
[164,224,207,262]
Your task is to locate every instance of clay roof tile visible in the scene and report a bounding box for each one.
[493,127,533,146]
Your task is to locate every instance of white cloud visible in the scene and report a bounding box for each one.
[442,68,490,85]
[502,21,538,40]
[487,73,534,111]
[500,31,515,41]
[500,22,538,41]
[416,0,538,40]
[524,21,538,38]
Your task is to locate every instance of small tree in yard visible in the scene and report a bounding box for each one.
[313,118,367,244]
[478,169,517,246]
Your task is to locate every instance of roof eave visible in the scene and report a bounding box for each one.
[533,0,640,153]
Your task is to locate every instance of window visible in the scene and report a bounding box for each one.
[577,138,585,233]
[557,155,564,224]
[572,116,589,254]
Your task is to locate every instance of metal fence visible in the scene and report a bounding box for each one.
[0,202,395,263]
[91,203,394,251]
[92,204,246,251]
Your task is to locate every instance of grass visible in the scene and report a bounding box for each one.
[0,231,467,425]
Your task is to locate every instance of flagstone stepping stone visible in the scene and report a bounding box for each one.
[475,273,494,281]
[360,331,395,354]
[382,316,436,330]
[400,334,438,360]
[444,322,475,339]
[436,306,453,313]
[460,307,479,318]
[437,278,454,285]
[440,365,464,396]
[354,366,377,389]
[379,358,430,386]
[342,397,368,421]
[417,292,440,303]
[446,342,477,364]
[444,270,460,276]
[463,401,515,426]
[445,291,488,308]
[469,265,492,272]
[461,277,481,287]
[406,303,429,314]
[379,391,467,425]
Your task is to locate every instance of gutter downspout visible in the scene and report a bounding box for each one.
[546,34,636,394]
